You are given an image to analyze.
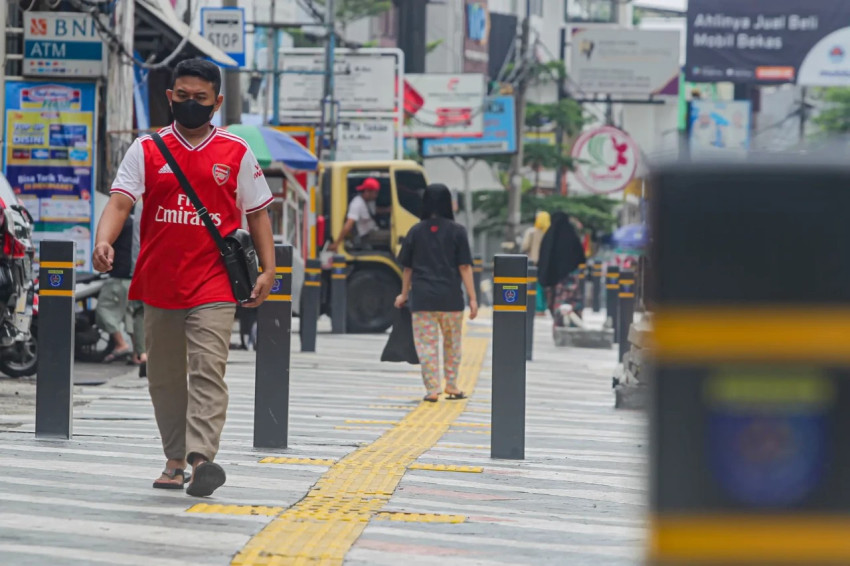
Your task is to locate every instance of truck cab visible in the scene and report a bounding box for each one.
[318,160,428,333]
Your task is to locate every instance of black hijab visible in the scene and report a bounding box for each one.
[420,183,455,221]
[537,211,587,287]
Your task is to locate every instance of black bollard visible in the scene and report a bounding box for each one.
[300,258,321,352]
[330,255,347,334]
[36,241,76,439]
[606,264,620,342]
[491,254,528,460]
[254,244,292,449]
[591,260,603,313]
[618,269,636,363]
[526,265,537,362]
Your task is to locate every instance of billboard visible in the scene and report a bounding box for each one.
[404,74,486,138]
[571,126,639,194]
[571,28,681,96]
[422,95,516,158]
[464,0,489,74]
[3,81,97,270]
[686,0,850,85]
[689,100,751,157]
[23,12,105,78]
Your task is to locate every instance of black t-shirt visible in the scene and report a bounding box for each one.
[398,218,473,312]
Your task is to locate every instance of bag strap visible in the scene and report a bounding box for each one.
[150,133,228,254]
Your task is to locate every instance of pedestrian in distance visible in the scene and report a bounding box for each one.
[538,211,587,328]
[521,210,551,314]
[92,59,276,497]
[394,183,478,403]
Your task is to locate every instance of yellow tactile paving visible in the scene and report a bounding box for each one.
[367,405,415,410]
[260,457,336,466]
[230,334,489,566]
[374,512,467,523]
[187,504,284,516]
[408,463,483,473]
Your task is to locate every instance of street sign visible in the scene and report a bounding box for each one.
[23,12,105,78]
[336,120,399,161]
[200,7,246,68]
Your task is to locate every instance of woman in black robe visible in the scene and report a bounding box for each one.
[537,211,587,327]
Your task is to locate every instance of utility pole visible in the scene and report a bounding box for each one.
[223,0,242,125]
[556,27,567,196]
[505,0,531,249]
[0,2,7,161]
[105,0,135,188]
[322,0,337,160]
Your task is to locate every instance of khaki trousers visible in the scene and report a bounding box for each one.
[144,302,236,463]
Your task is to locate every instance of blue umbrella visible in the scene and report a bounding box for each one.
[612,223,647,249]
[226,124,319,171]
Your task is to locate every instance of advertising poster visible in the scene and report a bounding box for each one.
[687,0,850,85]
[422,95,516,157]
[571,28,681,96]
[570,126,639,194]
[404,74,486,138]
[689,100,751,157]
[3,81,96,270]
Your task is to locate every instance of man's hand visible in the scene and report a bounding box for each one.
[242,271,275,308]
[328,241,340,252]
[468,298,479,320]
[394,293,408,309]
[92,242,115,273]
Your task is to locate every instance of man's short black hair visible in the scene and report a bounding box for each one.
[171,59,222,95]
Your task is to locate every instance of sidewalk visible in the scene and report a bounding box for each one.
[0,312,646,566]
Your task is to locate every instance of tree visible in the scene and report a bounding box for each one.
[813,88,850,134]
[312,0,392,36]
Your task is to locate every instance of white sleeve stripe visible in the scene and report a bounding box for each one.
[246,196,275,213]
[111,188,137,203]
[216,131,250,151]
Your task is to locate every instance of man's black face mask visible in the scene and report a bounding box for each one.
[172,99,214,129]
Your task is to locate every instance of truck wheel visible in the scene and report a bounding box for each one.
[347,268,399,333]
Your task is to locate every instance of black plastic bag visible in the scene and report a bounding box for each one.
[381,307,420,364]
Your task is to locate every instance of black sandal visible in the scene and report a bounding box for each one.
[152,468,189,490]
[423,394,439,403]
[186,461,226,497]
[446,392,467,400]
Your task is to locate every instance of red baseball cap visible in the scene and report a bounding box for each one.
[356,177,380,192]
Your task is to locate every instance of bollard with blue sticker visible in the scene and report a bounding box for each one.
[491,254,527,460]
[254,244,292,448]
[647,160,850,566]
[300,259,321,352]
[36,241,76,439]
[330,255,347,334]
[525,264,537,361]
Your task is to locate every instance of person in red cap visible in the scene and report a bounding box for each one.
[329,177,388,251]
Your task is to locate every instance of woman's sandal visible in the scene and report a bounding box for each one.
[152,468,190,490]
[445,391,467,400]
[423,394,439,403]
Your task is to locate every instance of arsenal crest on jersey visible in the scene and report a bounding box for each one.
[212,164,231,186]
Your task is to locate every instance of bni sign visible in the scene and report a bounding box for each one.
[201,7,246,68]
[24,12,105,78]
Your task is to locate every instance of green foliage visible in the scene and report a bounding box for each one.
[313,0,392,29]
[472,190,617,236]
[813,88,850,134]
[523,143,574,171]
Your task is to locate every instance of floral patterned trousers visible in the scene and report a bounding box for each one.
[411,311,464,396]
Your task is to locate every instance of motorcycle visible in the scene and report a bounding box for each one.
[0,175,37,378]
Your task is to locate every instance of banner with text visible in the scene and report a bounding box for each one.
[687,0,850,85]
[3,81,96,270]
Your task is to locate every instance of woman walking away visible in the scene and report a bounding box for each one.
[395,184,478,403]
[521,210,551,313]
[538,211,587,328]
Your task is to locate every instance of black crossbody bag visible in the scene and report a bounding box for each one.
[151,133,259,302]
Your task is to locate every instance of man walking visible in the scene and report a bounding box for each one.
[93,59,276,497]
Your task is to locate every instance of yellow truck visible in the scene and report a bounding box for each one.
[317,160,428,333]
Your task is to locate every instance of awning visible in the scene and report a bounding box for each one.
[135,0,238,68]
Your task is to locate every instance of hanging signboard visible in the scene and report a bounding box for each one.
[200,7,246,68]
[23,12,106,78]
[571,126,639,194]
[3,81,97,270]
[571,28,680,96]
[422,95,516,157]
[404,73,486,138]
[689,100,752,157]
[686,0,850,85]
[279,49,402,114]
[336,121,399,161]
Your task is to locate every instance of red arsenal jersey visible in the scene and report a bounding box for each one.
[110,125,273,309]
